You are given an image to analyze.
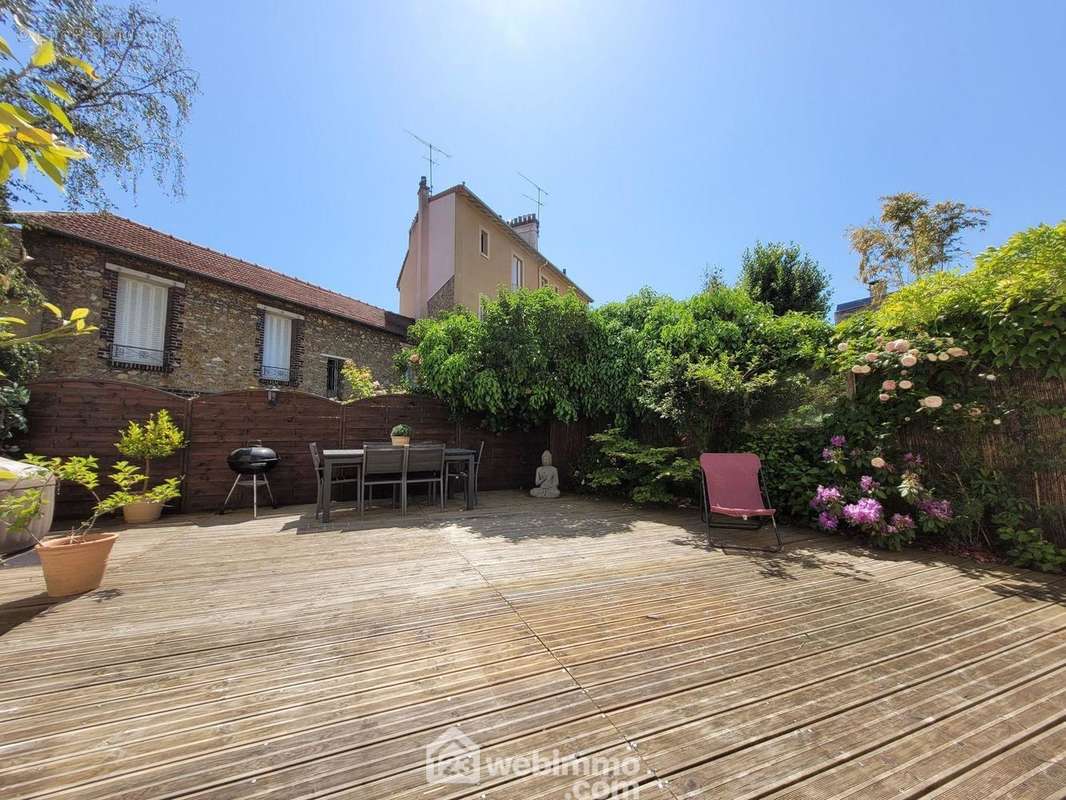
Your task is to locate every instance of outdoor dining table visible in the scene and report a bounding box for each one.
[319,447,478,522]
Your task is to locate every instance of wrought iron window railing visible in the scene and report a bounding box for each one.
[111,344,166,368]
[261,364,291,382]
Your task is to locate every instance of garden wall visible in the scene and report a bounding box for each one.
[16,381,564,520]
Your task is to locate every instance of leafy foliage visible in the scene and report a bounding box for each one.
[738,241,831,318]
[95,462,180,514]
[743,421,831,518]
[113,409,184,498]
[8,411,186,541]
[602,287,832,452]
[0,298,95,451]
[390,423,411,437]
[19,453,105,541]
[403,288,641,430]
[809,440,955,550]
[848,192,988,288]
[0,16,91,190]
[340,360,378,402]
[849,221,1066,379]
[1,1,197,206]
[946,468,1065,573]
[574,428,698,505]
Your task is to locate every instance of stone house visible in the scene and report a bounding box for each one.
[397,178,592,319]
[15,212,413,397]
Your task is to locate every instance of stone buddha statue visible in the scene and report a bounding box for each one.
[530,450,560,498]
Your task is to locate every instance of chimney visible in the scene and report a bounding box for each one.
[416,176,431,317]
[509,214,539,250]
[867,278,888,305]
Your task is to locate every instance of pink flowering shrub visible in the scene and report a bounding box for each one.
[808,436,952,550]
[832,329,1013,435]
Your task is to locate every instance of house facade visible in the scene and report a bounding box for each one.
[17,213,413,397]
[397,178,591,319]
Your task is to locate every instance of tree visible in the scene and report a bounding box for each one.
[403,288,641,430]
[0,13,98,447]
[738,241,831,317]
[848,193,989,289]
[0,0,198,207]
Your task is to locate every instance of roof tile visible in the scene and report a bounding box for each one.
[18,212,413,336]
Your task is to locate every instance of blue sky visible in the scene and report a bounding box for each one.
[25,0,1066,314]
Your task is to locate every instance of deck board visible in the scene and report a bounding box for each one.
[1,490,1063,800]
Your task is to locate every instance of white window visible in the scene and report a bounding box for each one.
[113,274,168,367]
[540,274,550,288]
[511,254,524,288]
[261,312,292,381]
[479,227,490,258]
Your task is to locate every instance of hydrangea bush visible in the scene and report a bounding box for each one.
[808,437,952,550]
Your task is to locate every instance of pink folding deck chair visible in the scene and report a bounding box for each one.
[699,453,782,553]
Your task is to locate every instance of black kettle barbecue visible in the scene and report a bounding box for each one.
[219,440,279,518]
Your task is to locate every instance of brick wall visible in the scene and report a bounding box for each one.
[22,229,408,396]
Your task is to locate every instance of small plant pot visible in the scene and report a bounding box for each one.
[122,501,164,525]
[391,436,410,446]
[35,533,119,597]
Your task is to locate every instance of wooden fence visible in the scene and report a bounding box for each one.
[17,381,559,519]
[899,370,1066,547]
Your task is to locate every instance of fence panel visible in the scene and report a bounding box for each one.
[898,371,1066,546]
[16,383,582,519]
[184,390,342,512]
[17,380,189,520]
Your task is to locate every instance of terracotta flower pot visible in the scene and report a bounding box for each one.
[35,533,118,597]
[391,436,410,446]
[122,501,164,525]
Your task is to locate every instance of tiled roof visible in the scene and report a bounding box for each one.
[17,212,413,336]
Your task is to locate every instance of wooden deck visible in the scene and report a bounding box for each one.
[1,491,1064,800]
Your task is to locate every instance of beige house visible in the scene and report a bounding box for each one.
[397,177,592,319]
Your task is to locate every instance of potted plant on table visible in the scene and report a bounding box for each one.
[390,424,412,446]
[110,409,186,524]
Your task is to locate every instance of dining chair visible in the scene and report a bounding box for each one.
[405,443,446,510]
[361,443,407,516]
[447,441,484,506]
[308,442,360,520]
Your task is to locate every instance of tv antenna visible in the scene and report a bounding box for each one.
[518,171,549,218]
[404,129,451,190]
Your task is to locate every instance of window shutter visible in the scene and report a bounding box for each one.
[261,312,292,381]
[114,275,167,366]
[512,255,523,288]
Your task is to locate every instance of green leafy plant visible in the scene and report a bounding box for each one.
[14,454,106,542]
[994,516,1065,573]
[94,464,181,515]
[743,421,832,519]
[390,424,411,437]
[575,428,698,505]
[0,18,92,189]
[738,240,831,317]
[111,409,185,505]
[402,288,642,430]
[340,361,378,402]
[806,441,953,551]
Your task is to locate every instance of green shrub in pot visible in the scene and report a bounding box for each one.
[109,410,186,524]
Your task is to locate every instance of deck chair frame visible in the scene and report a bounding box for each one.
[699,454,783,553]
